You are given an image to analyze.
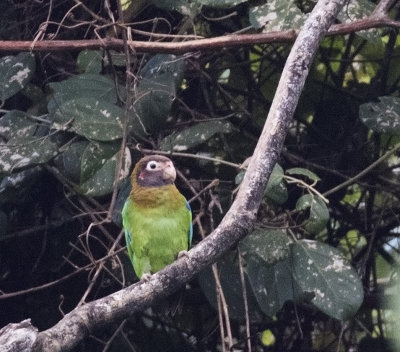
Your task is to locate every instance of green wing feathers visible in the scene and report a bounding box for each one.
[122,193,192,279]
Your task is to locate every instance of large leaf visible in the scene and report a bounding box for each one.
[296,194,329,235]
[133,54,185,134]
[77,142,131,197]
[47,73,118,116]
[53,97,125,141]
[337,0,381,42]
[292,240,364,320]
[54,140,90,183]
[1,136,57,173]
[265,163,288,204]
[80,141,123,182]
[0,110,37,139]
[245,240,364,320]
[198,253,263,322]
[246,256,304,317]
[54,140,131,196]
[0,110,57,173]
[0,52,35,102]
[77,50,103,74]
[239,228,291,266]
[249,0,307,32]
[359,96,400,135]
[159,120,232,151]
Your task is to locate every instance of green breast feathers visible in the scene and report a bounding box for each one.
[122,155,192,279]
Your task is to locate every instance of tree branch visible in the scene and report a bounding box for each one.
[1,0,347,351]
[0,12,398,53]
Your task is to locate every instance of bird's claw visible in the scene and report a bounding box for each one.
[177,250,189,259]
[141,273,151,282]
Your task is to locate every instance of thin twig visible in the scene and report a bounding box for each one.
[78,231,125,305]
[323,141,400,197]
[136,145,244,169]
[238,250,252,352]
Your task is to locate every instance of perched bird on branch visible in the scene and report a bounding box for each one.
[122,155,192,281]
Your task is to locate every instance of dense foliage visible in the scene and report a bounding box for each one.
[1,0,400,351]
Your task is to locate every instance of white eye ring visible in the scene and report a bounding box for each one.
[146,161,158,171]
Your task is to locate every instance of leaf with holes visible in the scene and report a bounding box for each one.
[296,194,329,235]
[292,240,364,320]
[359,96,400,135]
[53,97,124,141]
[160,120,232,152]
[0,52,35,102]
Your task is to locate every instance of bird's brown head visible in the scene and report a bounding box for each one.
[132,155,177,188]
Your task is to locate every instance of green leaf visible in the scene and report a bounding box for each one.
[0,110,57,173]
[0,110,37,139]
[198,252,263,322]
[77,143,131,197]
[47,73,118,116]
[359,96,400,134]
[133,54,185,134]
[53,97,124,141]
[235,170,245,185]
[292,240,364,320]
[54,140,90,183]
[246,255,302,317]
[286,167,320,183]
[249,0,307,32]
[0,52,35,102]
[265,163,288,204]
[151,0,200,17]
[0,136,58,173]
[80,141,122,182]
[77,50,103,74]
[296,194,329,235]
[240,228,291,266]
[159,120,232,151]
[337,0,381,43]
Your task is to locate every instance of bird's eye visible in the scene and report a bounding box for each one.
[146,161,158,170]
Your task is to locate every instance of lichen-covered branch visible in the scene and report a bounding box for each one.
[0,0,347,351]
[0,6,398,54]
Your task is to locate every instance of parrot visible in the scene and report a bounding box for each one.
[122,155,192,280]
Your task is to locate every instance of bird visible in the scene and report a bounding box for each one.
[122,155,192,280]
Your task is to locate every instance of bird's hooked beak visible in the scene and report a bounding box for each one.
[162,161,176,182]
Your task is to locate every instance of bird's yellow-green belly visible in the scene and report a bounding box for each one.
[125,203,189,277]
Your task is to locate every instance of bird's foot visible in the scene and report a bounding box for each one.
[141,273,151,282]
[177,250,189,259]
